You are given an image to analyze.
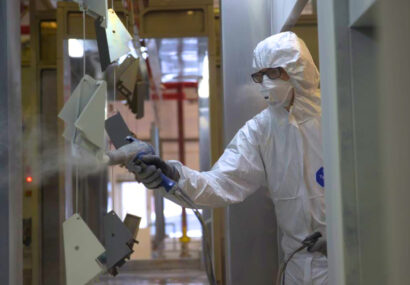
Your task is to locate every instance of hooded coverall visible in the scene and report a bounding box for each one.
[163,31,327,284]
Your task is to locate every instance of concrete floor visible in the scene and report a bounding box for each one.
[95,269,209,285]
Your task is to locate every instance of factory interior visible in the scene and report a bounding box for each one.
[1,0,410,284]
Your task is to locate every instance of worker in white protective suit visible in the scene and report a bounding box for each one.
[108,31,327,284]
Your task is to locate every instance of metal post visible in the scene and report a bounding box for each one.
[221,0,279,284]
[152,124,166,254]
[317,0,383,284]
[176,83,191,257]
[0,0,23,284]
[380,0,410,284]
[177,89,186,164]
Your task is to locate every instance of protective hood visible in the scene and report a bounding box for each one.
[253,31,321,123]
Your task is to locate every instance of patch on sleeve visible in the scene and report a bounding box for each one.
[316,167,324,187]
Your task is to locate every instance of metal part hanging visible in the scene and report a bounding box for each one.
[95,9,132,71]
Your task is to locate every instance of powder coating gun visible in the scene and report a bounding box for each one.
[105,113,176,194]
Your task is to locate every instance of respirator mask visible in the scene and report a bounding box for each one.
[260,78,294,108]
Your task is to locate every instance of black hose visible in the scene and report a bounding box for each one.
[275,232,323,285]
[276,245,305,285]
[174,189,217,285]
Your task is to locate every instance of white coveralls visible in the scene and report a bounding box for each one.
[165,32,327,284]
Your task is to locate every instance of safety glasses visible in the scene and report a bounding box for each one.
[251,68,282,83]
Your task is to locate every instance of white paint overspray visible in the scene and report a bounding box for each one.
[16,120,109,189]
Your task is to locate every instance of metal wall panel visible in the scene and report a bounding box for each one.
[317,0,385,284]
[349,0,376,26]
[316,3,346,283]
[350,28,385,285]
[380,0,410,283]
[40,69,61,285]
[271,0,308,32]
[221,0,279,284]
[0,0,23,284]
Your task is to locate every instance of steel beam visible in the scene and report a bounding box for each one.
[0,0,23,284]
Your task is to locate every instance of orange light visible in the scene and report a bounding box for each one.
[26,176,33,183]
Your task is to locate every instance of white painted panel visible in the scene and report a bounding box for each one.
[63,214,106,285]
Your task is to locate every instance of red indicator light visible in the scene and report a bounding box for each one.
[26,176,33,183]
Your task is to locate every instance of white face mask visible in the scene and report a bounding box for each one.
[260,78,294,108]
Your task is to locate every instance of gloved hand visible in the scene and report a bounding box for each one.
[139,155,180,182]
[129,155,180,189]
[106,142,180,189]
[307,237,327,257]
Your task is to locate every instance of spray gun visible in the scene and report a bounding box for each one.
[105,113,177,194]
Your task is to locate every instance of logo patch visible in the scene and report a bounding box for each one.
[316,167,324,187]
